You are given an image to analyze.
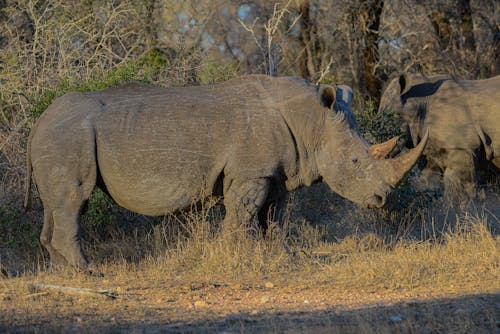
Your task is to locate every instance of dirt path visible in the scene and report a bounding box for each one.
[1,273,498,333]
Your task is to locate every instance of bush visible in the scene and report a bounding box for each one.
[353,99,402,142]
[0,206,39,250]
[199,60,239,84]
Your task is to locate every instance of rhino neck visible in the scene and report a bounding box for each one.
[263,79,326,190]
[402,98,428,147]
[250,76,326,190]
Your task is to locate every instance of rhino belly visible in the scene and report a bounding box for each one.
[96,145,218,216]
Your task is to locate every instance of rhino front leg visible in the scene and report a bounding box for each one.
[222,178,270,235]
[442,150,476,199]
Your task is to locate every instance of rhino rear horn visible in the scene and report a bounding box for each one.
[368,136,399,160]
[385,130,429,186]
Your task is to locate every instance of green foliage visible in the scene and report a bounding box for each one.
[354,100,402,142]
[0,207,39,248]
[0,206,21,227]
[316,73,336,85]
[29,49,172,118]
[81,189,116,241]
[199,60,239,84]
[136,49,171,82]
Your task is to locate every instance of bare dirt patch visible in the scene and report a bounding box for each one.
[1,269,499,333]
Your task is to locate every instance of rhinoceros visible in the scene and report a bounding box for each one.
[379,73,500,197]
[25,75,427,268]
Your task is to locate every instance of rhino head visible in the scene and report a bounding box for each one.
[379,73,451,147]
[315,84,428,208]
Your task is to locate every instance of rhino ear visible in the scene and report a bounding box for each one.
[335,85,353,108]
[319,85,336,109]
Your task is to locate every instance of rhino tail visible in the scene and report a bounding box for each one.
[23,120,36,212]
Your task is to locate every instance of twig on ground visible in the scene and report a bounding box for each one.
[29,282,117,299]
[23,292,49,299]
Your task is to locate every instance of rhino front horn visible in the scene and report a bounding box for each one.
[385,130,429,186]
[368,136,400,160]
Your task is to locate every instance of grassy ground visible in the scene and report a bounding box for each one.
[0,185,499,333]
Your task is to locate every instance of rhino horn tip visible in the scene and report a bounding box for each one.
[387,130,428,186]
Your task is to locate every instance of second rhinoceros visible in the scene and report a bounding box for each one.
[25,75,427,268]
[379,73,499,197]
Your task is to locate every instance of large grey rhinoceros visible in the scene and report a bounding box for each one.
[25,75,427,268]
[379,73,500,197]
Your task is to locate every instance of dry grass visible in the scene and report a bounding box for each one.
[1,194,499,333]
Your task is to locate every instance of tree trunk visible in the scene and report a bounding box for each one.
[297,0,320,82]
[360,0,383,105]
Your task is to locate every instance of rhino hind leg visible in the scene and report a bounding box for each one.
[40,207,68,269]
[34,146,97,268]
[51,201,90,268]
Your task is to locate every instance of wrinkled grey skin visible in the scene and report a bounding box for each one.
[25,75,426,268]
[379,73,500,197]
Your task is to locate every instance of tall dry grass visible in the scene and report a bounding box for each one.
[13,195,493,293]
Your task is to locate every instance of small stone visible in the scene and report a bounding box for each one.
[390,315,402,323]
[264,282,274,289]
[260,295,271,303]
[194,300,208,308]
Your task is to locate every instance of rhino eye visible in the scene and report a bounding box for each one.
[352,158,361,168]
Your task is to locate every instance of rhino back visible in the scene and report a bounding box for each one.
[84,79,298,215]
[464,76,500,144]
[425,77,499,153]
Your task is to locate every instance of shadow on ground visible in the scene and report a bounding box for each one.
[1,293,498,333]
[289,180,500,241]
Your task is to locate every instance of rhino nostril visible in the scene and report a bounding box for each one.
[374,194,386,207]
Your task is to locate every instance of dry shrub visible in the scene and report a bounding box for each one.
[84,196,295,278]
